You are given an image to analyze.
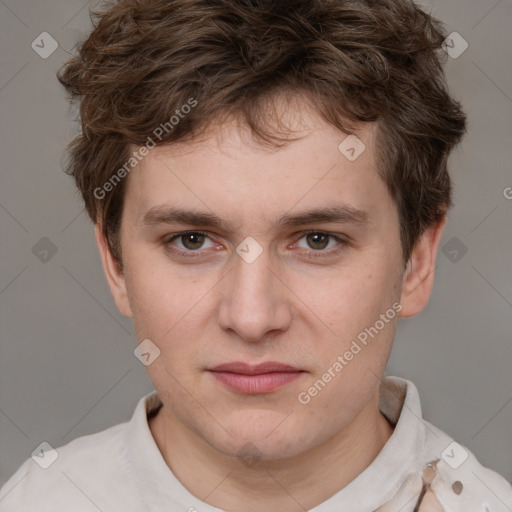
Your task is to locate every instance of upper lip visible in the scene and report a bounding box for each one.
[209,362,303,375]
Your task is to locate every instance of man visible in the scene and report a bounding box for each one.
[1,0,510,510]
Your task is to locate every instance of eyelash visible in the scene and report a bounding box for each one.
[163,230,349,259]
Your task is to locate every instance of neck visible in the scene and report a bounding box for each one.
[149,389,394,511]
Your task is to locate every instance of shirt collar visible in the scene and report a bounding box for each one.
[310,376,428,511]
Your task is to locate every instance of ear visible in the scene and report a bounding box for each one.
[94,223,133,318]
[399,215,446,318]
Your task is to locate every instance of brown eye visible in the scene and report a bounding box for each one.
[165,231,215,253]
[180,232,206,250]
[294,231,348,258]
[306,232,330,250]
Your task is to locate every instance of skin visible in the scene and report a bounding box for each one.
[96,96,445,511]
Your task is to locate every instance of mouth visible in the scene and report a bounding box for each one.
[207,362,306,394]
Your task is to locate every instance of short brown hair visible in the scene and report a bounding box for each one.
[57,0,466,266]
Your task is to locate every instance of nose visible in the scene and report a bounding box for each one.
[217,245,292,343]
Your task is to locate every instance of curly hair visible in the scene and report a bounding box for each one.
[57,0,466,266]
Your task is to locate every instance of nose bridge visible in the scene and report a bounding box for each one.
[218,243,290,341]
[233,249,272,302]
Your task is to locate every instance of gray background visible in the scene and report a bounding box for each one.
[1,0,511,489]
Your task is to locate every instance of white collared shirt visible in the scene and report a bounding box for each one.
[1,376,511,511]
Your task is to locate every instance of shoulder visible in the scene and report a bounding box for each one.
[379,377,512,511]
[0,421,140,511]
[419,420,512,511]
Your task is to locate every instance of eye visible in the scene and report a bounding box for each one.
[165,231,215,252]
[294,231,347,255]
[163,230,348,260]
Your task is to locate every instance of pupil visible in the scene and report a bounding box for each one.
[308,233,328,250]
[183,233,204,250]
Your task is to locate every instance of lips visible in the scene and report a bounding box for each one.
[208,361,305,394]
[210,361,302,374]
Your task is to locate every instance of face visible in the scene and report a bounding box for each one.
[98,97,436,462]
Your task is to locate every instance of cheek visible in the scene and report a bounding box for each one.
[124,270,173,338]
[309,257,401,340]
[123,244,211,334]
[123,257,222,386]
[297,318,395,429]
[296,254,399,399]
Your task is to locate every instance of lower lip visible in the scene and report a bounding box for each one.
[209,371,303,394]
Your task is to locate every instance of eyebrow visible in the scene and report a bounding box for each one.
[141,204,370,231]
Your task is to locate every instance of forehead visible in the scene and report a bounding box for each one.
[122,100,395,231]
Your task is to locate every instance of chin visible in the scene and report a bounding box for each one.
[206,416,318,462]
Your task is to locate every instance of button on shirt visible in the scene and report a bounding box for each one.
[1,376,511,511]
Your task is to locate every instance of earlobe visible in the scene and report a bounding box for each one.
[399,215,447,318]
[94,223,133,318]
